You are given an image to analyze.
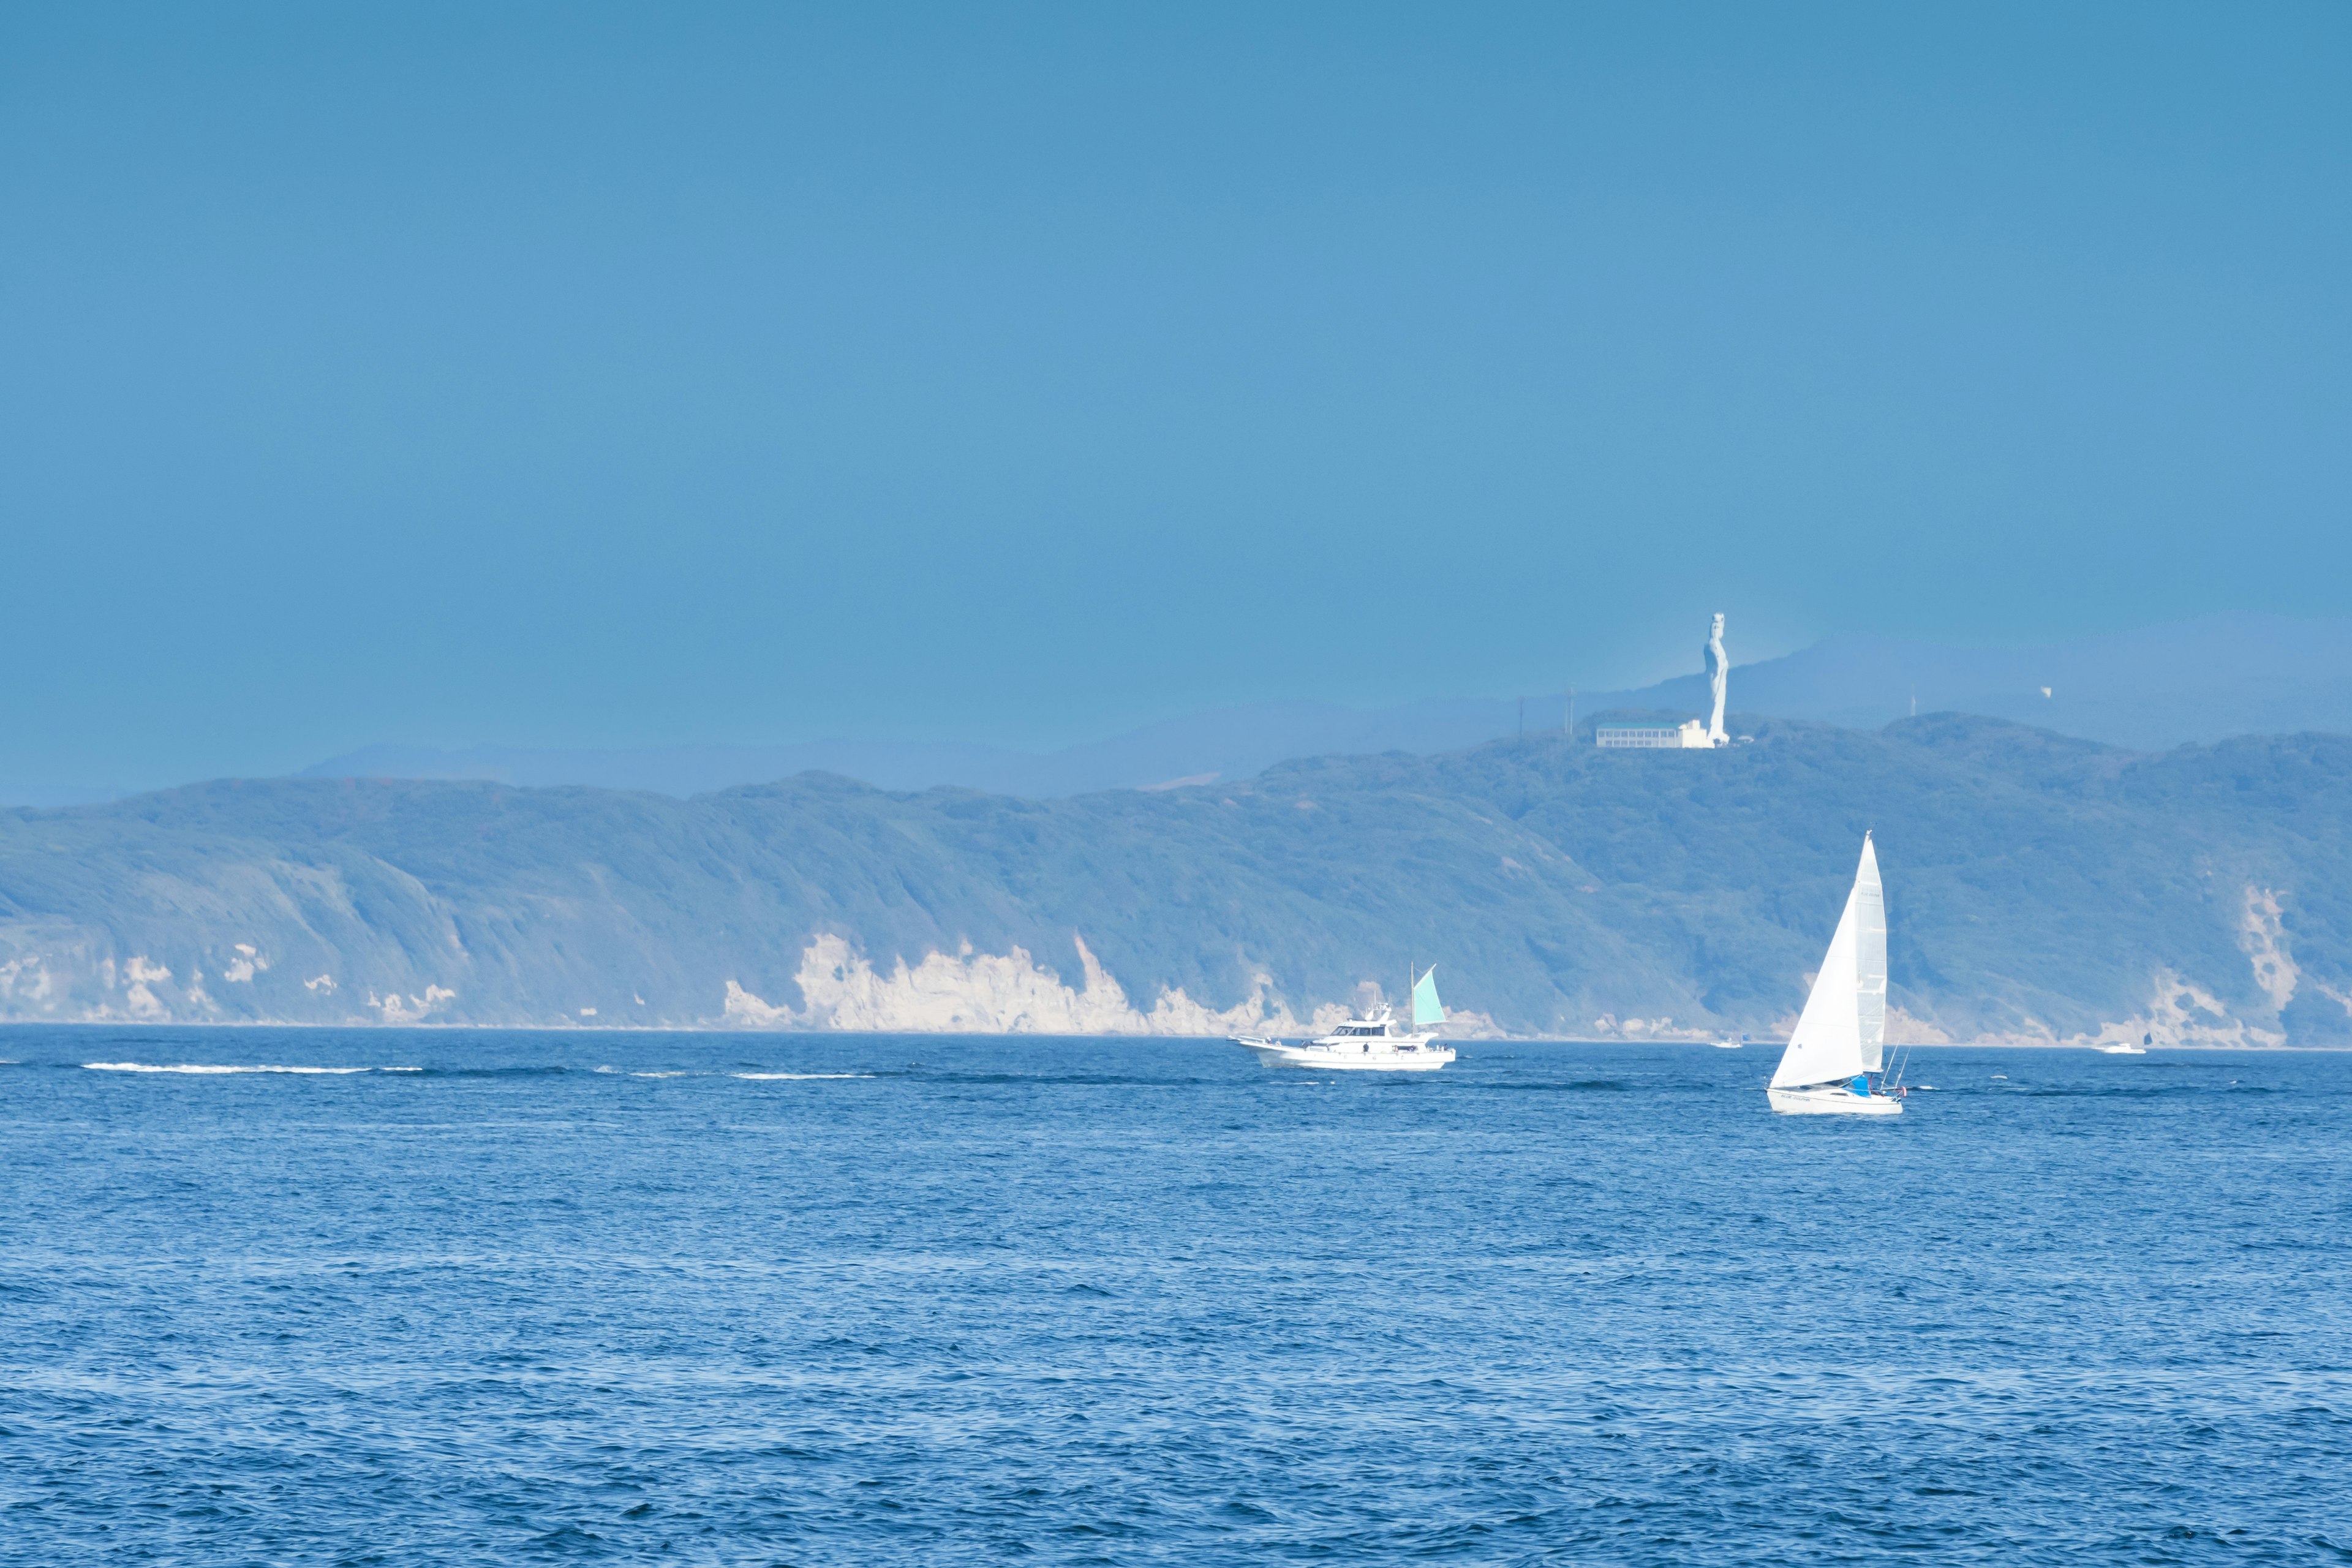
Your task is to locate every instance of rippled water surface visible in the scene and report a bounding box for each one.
[2,1028,2348,1564]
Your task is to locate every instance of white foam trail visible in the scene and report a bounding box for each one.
[83,1062,374,1075]
[732,1072,873,1080]
[630,1071,696,1079]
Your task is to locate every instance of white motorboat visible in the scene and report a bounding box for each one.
[1234,967,1456,1072]
[2097,1034,2151,1055]
[1767,833,1905,1117]
[1713,1033,1749,1049]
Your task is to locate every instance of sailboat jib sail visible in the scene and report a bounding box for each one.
[1767,832,1904,1116]
[1411,967,1445,1028]
[1769,885,1864,1089]
[1855,834,1887,1072]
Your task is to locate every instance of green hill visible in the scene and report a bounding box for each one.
[2,714,2346,1045]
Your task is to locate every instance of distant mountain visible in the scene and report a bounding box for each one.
[294,612,2352,799]
[292,698,1522,801]
[7,714,2349,1046]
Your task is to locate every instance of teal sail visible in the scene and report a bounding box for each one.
[1411,967,1445,1027]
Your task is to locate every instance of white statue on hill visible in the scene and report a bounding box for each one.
[1705,612,1729,746]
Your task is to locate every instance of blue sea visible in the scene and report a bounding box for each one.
[2,1028,2346,1565]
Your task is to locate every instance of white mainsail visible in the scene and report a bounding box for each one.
[1770,835,1883,1090]
[1855,835,1887,1072]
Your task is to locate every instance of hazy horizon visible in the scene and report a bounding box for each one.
[9,607,2352,805]
[7,4,2348,787]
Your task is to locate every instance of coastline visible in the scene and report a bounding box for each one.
[3,1017,2347,1050]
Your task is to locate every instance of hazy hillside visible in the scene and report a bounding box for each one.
[289,697,1520,802]
[274,612,2352,803]
[4,714,2348,1046]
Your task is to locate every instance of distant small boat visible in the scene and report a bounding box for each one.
[1713,1033,1750,1049]
[1768,834,1903,1116]
[1234,965,1456,1072]
[2097,1033,2152,1055]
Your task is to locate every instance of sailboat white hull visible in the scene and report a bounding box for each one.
[1767,1084,1903,1116]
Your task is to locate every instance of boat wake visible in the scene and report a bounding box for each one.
[78,1061,875,1081]
[83,1062,380,1074]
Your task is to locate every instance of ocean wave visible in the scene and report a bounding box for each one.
[732,1072,875,1080]
[407,1066,571,1078]
[83,1062,377,1075]
[74,1061,869,1079]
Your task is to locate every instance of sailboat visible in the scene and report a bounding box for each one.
[1232,965,1457,1071]
[1767,834,1904,1115]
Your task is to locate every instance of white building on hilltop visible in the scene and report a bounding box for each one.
[1595,717,1717,750]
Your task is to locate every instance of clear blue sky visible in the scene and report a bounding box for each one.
[4,3,2347,788]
